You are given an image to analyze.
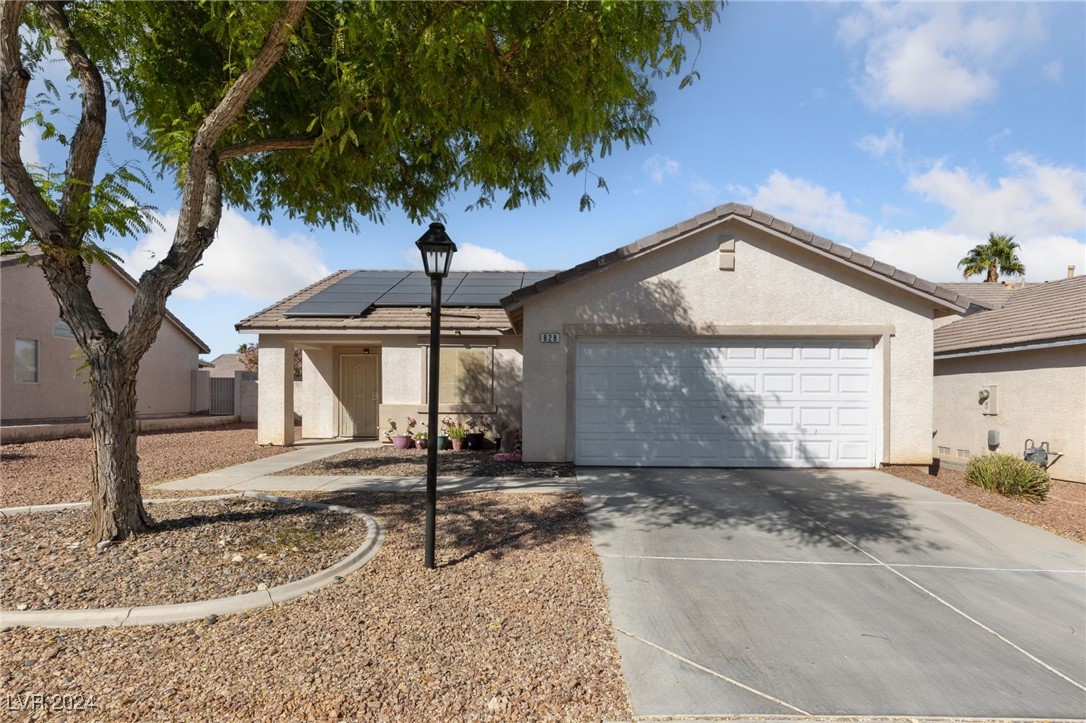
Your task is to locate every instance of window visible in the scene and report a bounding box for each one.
[53,320,75,339]
[428,346,492,404]
[14,338,39,383]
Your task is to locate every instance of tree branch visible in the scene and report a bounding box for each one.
[0,0,63,243]
[218,135,317,162]
[37,0,106,234]
[1,0,115,350]
[123,0,308,357]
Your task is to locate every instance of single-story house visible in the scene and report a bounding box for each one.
[931,276,1085,483]
[1,249,211,424]
[239,203,980,468]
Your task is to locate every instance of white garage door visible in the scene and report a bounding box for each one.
[575,338,876,467]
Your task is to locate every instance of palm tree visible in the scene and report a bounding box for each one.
[958,233,1026,282]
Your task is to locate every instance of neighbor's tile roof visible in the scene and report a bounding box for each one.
[935,281,1038,310]
[236,270,513,333]
[934,276,1086,354]
[501,203,972,313]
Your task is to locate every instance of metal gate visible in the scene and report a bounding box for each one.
[210,378,235,415]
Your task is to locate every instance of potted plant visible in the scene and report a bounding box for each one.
[464,416,486,450]
[481,415,502,450]
[414,430,429,450]
[387,417,416,450]
[444,416,467,451]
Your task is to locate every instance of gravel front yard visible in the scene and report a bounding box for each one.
[2,496,367,610]
[882,464,1085,544]
[1,425,299,508]
[277,446,576,478]
[1,491,631,720]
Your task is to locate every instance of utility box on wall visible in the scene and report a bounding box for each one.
[980,384,998,415]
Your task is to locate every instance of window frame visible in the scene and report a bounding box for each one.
[421,343,495,409]
[14,337,39,384]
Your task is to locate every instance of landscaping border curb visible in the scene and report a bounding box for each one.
[0,491,384,629]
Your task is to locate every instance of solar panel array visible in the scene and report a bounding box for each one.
[284,271,554,318]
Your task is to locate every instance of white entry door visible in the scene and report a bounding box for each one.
[339,354,379,437]
[574,338,876,467]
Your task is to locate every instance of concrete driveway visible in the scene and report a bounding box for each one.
[579,468,1086,719]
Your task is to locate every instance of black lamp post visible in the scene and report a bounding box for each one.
[416,222,456,569]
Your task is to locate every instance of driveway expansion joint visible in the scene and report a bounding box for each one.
[0,493,384,629]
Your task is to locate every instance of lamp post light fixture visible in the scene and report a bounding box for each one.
[416,222,456,569]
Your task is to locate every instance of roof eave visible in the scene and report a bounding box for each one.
[501,206,970,315]
[935,335,1086,359]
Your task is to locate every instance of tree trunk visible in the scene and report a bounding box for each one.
[88,347,153,544]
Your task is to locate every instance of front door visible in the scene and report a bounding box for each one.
[339,354,379,437]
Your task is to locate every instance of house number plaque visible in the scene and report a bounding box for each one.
[539,333,561,343]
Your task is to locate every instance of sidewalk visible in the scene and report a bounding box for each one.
[154,439,579,494]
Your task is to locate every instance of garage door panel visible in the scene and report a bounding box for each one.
[800,374,833,393]
[575,338,876,468]
[838,374,871,394]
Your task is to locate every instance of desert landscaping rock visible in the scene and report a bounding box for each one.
[882,464,1085,544]
[1,492,631,720]
[0,424,299,508]
[1,496,369,610]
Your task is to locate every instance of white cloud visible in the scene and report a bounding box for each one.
[121,208,330,301]
[643,154,681,185]
[839,4,1045,115]
[402,242,527,271]
[863,228,1084,283]
[451,243,527,271]
[906,154,1086,237]
[19,128,40,166]
[861,155,1086,282]
[856,128,903,161]
[986,128,1012,147]
[1042,60,1063,83]
[737,171,871,243]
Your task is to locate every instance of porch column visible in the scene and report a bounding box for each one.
[257,337,295,446]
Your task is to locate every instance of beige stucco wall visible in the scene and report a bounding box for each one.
[282,335,522,442]
[518,219,942,464]
[1,261,203,422]
[933,346,1085,483]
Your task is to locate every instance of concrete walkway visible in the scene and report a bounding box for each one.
[154,439,579,494]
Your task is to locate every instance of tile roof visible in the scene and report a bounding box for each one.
[236,271,514,333]
[935,281,1038,310]
[501,203,972,313]
[934,276,1086,355]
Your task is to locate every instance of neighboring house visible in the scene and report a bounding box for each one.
[208,352,247,378]
[241,203,977,469]
[932,276,1085,483]
[1,250,211,424]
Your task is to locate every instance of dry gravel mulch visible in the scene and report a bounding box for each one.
[1,425,299,508]
[882,464,1086,544]
[277,446,576,479]
[2,497,368,610]
[1,492,631,721]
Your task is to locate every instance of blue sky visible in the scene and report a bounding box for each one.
[19,2,1086,359]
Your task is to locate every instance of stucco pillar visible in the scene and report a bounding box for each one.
[300,348,336,439]
[257,338,295,446]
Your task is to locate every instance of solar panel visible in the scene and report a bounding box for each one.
[283,270,559,317]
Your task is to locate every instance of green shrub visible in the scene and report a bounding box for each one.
[965,453,1051,501]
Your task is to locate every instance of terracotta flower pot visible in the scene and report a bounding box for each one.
[450,438,464,451]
